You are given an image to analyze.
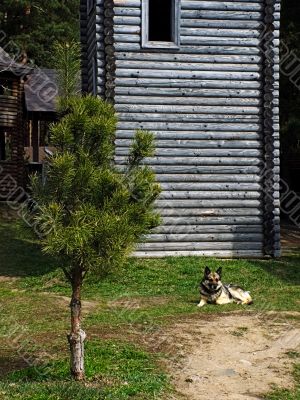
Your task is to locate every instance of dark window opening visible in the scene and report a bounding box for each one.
[149,0,172,42]
[0,79,14,96]
[24,120,54,163]
[0,129,12,161]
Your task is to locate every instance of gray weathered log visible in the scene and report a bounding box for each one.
[81,0,281,257]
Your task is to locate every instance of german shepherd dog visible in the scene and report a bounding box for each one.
[198,266,253,307]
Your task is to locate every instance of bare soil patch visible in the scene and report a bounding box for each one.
[108,296,170,310]
[162,313,300,400]
[45,293,101,313]
[281,222,300,254]
[0,276,18,283]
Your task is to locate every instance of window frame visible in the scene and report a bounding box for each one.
[0,79,15,97]
[142,0,181,50]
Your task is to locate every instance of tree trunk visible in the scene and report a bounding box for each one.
[68,269,86,380]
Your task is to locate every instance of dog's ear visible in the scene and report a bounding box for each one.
[204,266,211,276]
[216,267,222,277]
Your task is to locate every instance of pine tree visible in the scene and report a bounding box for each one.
[30,43,161,380]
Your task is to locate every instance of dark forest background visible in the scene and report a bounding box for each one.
[0,1,79,66]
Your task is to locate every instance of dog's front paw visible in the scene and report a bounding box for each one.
[197,300,206,307]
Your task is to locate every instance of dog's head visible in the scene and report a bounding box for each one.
[202,266,222,291]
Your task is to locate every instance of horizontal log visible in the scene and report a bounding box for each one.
[115,33,263,47]
[116,139,263,150]
[114,0,139,7]
[0,96,18,103]
[118,114,263,123]
[152,224,264,234]
[116,60,262,72]
[181,37,261,47]
[180,18,279,30]
[114,87,277,99]
[114,33,140,43]
[155,199,262,208]
[0,120,17,127]
[145,233,263,243]
[116,104,261,115]
[162,215,268,225]
[115,155,265,166]
[115,95,264,106]
[153,174,262,183]
[120,185,267,198]
[116,130,265,140]
[116,148,263,158]
[133,181,257,197]
[116,69,261,80]
[116,122,267,131]
[121,119,266,129]
[0,110,18,116]
[114,16,141,25]
[116,77,265,89]
[114,8,141,17]
[95,14,104,22]
[181,2,263,12]
[159,182,262,191]
[137,242,263,251]
[115,52,262,64]
[114,87,274,100]
[132,250,264,258]
[153,168,267,177]
[180,27,267,38]
[115,43,262,55]
[181,10,262,20]
[114,25,141,34]
[159,208,262,217]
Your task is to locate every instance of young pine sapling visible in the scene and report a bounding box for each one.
[30,43,161,381]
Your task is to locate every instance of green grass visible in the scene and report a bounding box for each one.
[0,340,168,400]
[0,216,300,399]
[263,364,300,399]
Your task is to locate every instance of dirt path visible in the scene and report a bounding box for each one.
[164,313,300,400]
[281,222,300,254]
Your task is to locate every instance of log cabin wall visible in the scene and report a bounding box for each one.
[0,74,26,200]
[80,0,106,95]
[80,0,89,93]
[81,0,281,257]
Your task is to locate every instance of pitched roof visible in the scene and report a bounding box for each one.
[0,48,76,114]
[24,68,58,113]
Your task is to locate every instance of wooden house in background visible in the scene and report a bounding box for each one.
[81,0,281,258]
[24,68,58,165]
[0,48,58,198]
[0,48,29,198]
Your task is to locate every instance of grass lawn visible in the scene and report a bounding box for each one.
[0,216,300,399]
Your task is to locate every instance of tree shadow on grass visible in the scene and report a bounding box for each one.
[0,222,57,278]
[245,255,300,286]
[0,355,30,377]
